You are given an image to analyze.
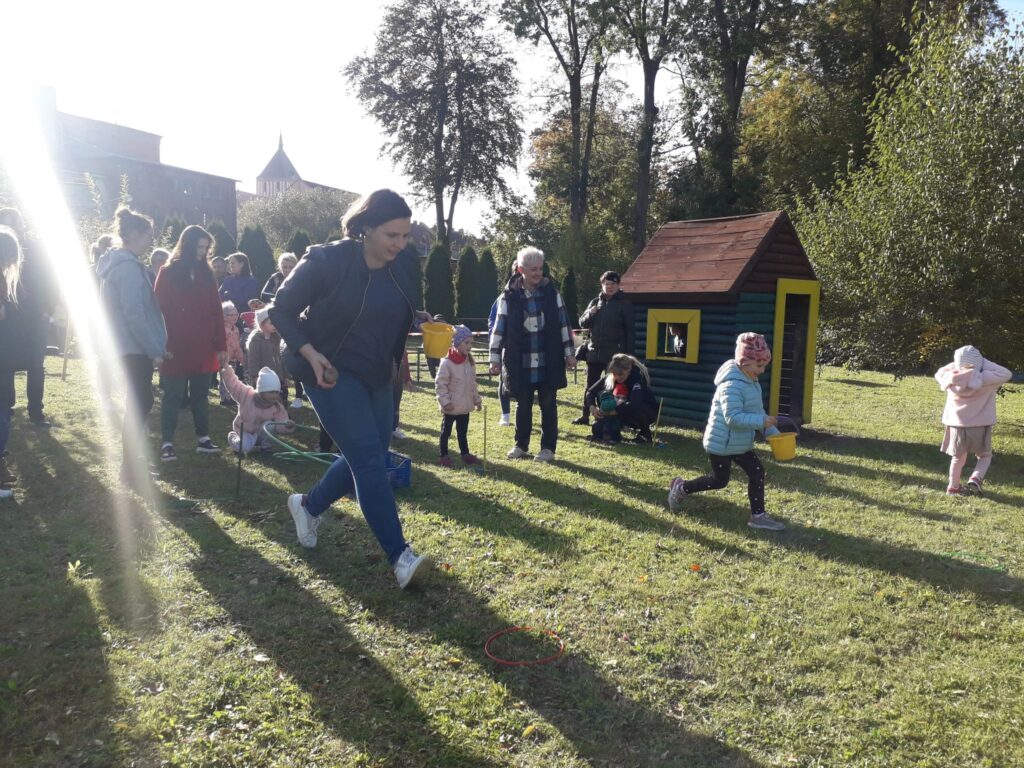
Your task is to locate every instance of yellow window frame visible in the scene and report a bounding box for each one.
[768,278,821,420]
[645,308,701,363]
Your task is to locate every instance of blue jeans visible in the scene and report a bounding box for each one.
[305,371,407,564]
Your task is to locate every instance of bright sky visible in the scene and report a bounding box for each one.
[6,0,1024,235]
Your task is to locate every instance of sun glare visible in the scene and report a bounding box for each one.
[1,89,157,614]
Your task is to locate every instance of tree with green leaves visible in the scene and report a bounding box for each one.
[346,0,522,246]
[607,0,685,254]
[285,229,311,258]
[159,215,187,251]
[238,225,275,284]
[796,12,1024,373]
[455,246,480,328]
[237,187,357,249]
[501,0,609,230]
[738,0,1004,210]
[206,220,236,260]
[477,247,500,306]
[423,241,455,320]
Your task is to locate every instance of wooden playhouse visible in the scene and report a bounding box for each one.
[620,211,820,427]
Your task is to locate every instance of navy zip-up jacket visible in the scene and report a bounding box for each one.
[268,239,418,387]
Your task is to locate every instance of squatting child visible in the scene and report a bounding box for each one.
[668,332,786,531]
[434,325,482,468]
[934,345,1011,495]
[221,363,293,454]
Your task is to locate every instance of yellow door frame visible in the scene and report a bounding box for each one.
[769,278,820,421]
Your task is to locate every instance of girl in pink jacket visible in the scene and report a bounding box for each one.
[935,345,1012,495]
[221,364,292,454]
[435,325,482,468]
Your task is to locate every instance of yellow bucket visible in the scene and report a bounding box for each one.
[766,432,797,461]
[421,322,455,358]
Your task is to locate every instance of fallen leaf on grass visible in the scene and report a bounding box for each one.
[637,574,649,583]
[445,658,462,666]
[253,653,271,662]
[521,723,537,738]
[440,562,453,571]
[690,564,702,572]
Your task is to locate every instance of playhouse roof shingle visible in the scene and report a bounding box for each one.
[622,211,805,297]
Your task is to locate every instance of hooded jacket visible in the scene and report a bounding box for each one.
[268,239,418,387]
[703,360,780,456]
[221,364,288,436]
[935,358,1011,427]
[96,248,167,360]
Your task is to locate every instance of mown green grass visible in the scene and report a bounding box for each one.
[1,357,1022,767]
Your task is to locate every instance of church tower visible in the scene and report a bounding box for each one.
[256,134,301,196]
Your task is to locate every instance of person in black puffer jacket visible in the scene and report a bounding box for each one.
[575,271,634,425]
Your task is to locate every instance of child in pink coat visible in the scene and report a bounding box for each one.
[434,325,482,468]
[221,363,293,454]
[934,345,1012,495]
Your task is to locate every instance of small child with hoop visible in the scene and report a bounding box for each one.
[934,345,1011,495]
[435,325,482,468]
[667,332,786,531]
[221,363,293,454]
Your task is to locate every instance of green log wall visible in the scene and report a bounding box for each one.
[637,293,776,427]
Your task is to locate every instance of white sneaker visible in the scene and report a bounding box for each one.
[534,448,555,463]
[393,546,430,589]
[507,445,531,459]
[668,477,687,512]
[290,398,304,409]
[392,427,407,440]
[288,494,321,548]
[498,414,511,427]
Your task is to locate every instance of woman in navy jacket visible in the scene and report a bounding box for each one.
[269,190,432,589]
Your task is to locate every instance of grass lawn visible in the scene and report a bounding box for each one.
[2,357,1023,767]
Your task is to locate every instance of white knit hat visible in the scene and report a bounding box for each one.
[256,366,281,393]
[953,345,984,370]
[255,307,270,327]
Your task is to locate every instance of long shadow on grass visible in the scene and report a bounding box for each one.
[0,427,157,766]
[157,491,499,767]
[318,547,767,766]
[693,500,1024,609]
[491,462,755,562]
[163,455,766,765]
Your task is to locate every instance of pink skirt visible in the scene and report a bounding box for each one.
[940,425,992,456]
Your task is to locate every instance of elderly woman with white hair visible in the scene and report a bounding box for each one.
[261,251,299,303]
[488,246,576,462]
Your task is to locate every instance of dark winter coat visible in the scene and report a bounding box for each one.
[268,239,418,387]
[579,290,634,366]
[154,262,226,377]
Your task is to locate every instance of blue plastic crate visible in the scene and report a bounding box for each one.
[387,450,412,488]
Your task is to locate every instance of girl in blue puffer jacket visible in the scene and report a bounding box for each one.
[667,332,787,531]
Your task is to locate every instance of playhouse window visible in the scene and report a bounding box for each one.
[645,309,701,364]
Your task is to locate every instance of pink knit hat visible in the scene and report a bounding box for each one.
[735,332,771,366]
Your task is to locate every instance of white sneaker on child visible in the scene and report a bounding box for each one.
[290,398,304,410]
[392,427,408,440]
[498,414,511,427]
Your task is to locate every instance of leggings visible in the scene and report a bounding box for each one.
[949,452,993,487]
[439,413,470,457]
[683,451,766,516]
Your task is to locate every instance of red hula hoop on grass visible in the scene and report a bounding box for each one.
[484,626,565,667]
